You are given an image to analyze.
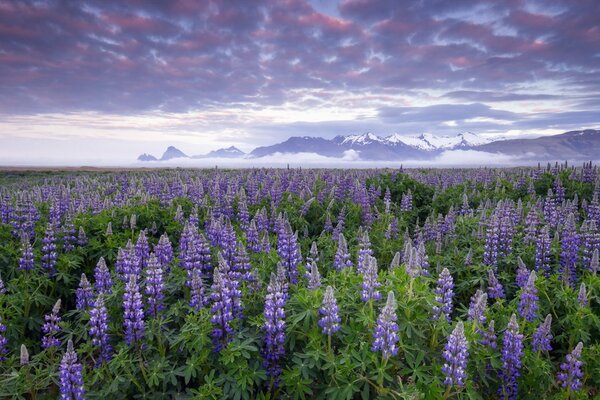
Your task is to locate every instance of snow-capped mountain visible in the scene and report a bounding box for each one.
[137,130,600,162]
[386,132,495,150]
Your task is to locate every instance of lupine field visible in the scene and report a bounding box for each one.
[0,165,598,399]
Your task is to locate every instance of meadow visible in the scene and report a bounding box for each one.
[0,165,598,399]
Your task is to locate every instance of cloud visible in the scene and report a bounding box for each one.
[128,149,541,169]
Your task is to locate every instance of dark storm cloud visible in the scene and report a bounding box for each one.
[0,0,598,134]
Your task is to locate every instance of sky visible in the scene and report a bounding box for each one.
[0,0,599,164]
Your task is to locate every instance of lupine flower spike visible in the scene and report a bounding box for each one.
[59,340,86,400]
[442,321,469,388]
[372,292,399,362]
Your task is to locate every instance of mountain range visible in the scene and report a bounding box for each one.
[137,129,600,162]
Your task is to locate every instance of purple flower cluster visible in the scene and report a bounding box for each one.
[360,256,382,302]
[433,268,454,322]
[319,286,341,336]
[532,314,552,352]
[263,273,287,381]
[42,299,62,349]
[334,233,352,270]
[210,268,236,351]
[372,292,399,360]
[93,257,113,295]
[18,235,35,271]
[487,269,505,300]
[517,271,538,322]
[41,223,58,276]
[442,321,469,387]
[76,274,95,310]
[89,294,112,363]
[59,340,86,400]
[144,253,165,317]
[499,314,523,400]
[557,342,584,392]
[123,275,144,346]
[276,221,302,284]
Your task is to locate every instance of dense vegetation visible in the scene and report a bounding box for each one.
[0,165,598,399]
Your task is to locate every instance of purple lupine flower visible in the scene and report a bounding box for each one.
[400,190,412,211]
[0,273,5,295]
[210,268,235,351]
[499,314,523,400]
[77,226,88,247]
[535,226,552,277]
[217,251,243,319]
[263,273,287,381]
[532,314,553,352]
[560,214,580,288]
[515,257,529,289]
[154,233,173,271]
[357,230,373,274]
[483,215,500,267]
[372,292,399,360]
[319,286,341,336]
[189,268,207,311]
[479,320,497,349]
[307,261,321,290]
[276,221,302,284]
[487,269,505,300]
[467,290,487,328]
[89,294,112,363]
[116,240,140,281]
[0,315,8,361]
[233,241,254,283]
[75,274,95,311]
[58,340,86,400]
[557,342,584,392]
[442,321,469,387]
[577,283,588,308]
[246,219,261,253]
[433,268,454,322]
[334,233,352,270]
[41,223,58,276]
[42,299,62,349]
[93,257,112,295]
[360,256,382,302]
[135,230,151,269]
[144,253,165,317]
[518,271,538,322]
[18,235,35,271]
[62,218,77,252]
[123,275,144,346]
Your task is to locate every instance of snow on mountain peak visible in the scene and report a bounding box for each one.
[342,132,385,145]
[385,132,493,150]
